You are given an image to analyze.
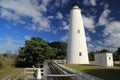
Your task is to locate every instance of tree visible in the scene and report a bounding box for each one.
[0,54,4,68]
[48,42,67,59]
[88,51,95,61]
[97,49,110,53]
[16,37,55,67]
[113,47,120,61]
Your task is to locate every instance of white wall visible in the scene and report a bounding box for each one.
[67,5,89,64]
[94,53,113,67]
[106,53,113,67]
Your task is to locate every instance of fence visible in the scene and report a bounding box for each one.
[23,68,44,79]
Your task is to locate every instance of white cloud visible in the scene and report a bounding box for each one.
[54,0,60,7]
[25,36,31,40]
[104,4,109,9]
[39,4,47,12]
[5,24,11,29]
[31,25,37,31]
[0,8,20,21]
[98,9,111,25]
[56,11,63,20]
[60,21,69,30]
[61,35,68,42]
[86,36,91,42]
[99,2,109,9]
[87,21,120,51]
[90,0,96,6]
[52,29,58,34]
[83,16,95,29]
[103,21,120,36]
[87,41,107,52]
[48,16,54,19]
[19,20,26,24]
[87,43,94,51]
[103,21,120,48]
[54,0,70,7]
[85,10,119,51]
[0,0,51,32]
[0,0,40,18]
[42,0,51,6]
[61,0,68,4]
[25,24,37,31]
[0,37,23,53]
[83,0,96,6]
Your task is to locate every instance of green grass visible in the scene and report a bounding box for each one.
[0,67,22,78]
[63,64,120,80]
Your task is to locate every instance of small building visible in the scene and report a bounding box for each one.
[94,53,113,67]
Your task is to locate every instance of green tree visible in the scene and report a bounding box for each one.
[16,37,55,67]
[113,47,120,61]
[48,42,67,59]
[97,49,110,53]
[0,54,4,68]
[88,51,95,61]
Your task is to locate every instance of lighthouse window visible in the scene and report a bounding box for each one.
[77,29,80,33]
[79,52,82,56]
[109,57,111,60]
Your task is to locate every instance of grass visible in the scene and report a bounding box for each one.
[63,64,120,80]
[0,67,22,78]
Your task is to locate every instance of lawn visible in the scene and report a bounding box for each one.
[0,67,22,78]
[63,64,120,80]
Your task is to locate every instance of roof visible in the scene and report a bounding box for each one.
[71,3,80,10]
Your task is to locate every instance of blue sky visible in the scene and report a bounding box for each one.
[0,0,120,53]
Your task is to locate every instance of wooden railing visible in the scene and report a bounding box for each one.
[24,68,44,76]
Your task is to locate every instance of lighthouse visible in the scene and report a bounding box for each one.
[67,4,89,64]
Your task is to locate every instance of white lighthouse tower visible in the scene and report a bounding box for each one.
[67,4,89,64]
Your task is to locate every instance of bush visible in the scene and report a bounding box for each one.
[0,61,2,68]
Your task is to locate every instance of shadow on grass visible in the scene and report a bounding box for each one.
[79,64,95,66]
[115,64,120,67]
[83,68,120,80]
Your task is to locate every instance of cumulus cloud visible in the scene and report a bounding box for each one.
[83,0,96,6]
[0,0,40,18]
[82,15,96,33]
[87,40,107,52]
[83,16,95,29]
[56,11,63,20]
[42,0,51,6]
[25,36,31,40]
[0,0,51,32]
[98,9,111,25]
[48,16,54,19]
[99,2,109,9]
[61,0,69,4]
[60,21,69,30]
[86,36,91,42]
[89,20,120,51]
[0,8,20,21]
[103,21,120,48]
[0,37,23,53]
[54,0,70,7]
[103,21,120,36]
[39,4,47,12]
[104,4,109,9]
[61,34,68,42]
